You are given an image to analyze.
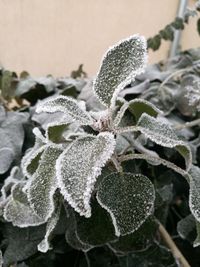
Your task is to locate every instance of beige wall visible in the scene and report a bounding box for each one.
[0,0,199,77]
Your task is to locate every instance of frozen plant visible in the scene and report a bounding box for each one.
[1,34,200,266]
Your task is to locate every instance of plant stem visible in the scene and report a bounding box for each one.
[158,222,190,267]
[174,118,200,130]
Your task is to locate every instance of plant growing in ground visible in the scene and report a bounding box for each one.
[1,35,200,267]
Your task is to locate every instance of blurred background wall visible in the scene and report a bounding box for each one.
[0,0,199,77]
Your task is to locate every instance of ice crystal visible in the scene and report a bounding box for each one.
[36,95,94,125]
[97,172,155,236]
[56,132,116,217]
[26,146,63,221]
[93,35,147,107]
[4,183,44,227]
[137,113,192,170]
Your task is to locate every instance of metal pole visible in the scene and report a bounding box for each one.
[169,0,188,58]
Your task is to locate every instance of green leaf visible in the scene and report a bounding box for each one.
[56,132,116,217]
[26,146,63,221]
[93,35,147,107]
[76,200,116,246]
[46,122,69,143]
[172,17,184,30]
[128,98,162,122]
[177,214,196,243]
[97,172,155,236]
[3,183,44,227]
[36,95,94,125]
[137,113,192,170]
[147,35,161,51]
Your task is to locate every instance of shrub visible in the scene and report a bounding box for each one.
[1,35,200,267]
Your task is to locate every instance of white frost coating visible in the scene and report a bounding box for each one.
[26,145,63,222]
[1,166,21,200]
[93,35,148,108]
[3,183,44,227]
[96,173,155,236]
[38,204,61,253]
[56,132,116,218]
[137,113,192,171]
[32,127,47,143]
[113,102,129,127]
[189,166,200,223]
[36,95,94,125]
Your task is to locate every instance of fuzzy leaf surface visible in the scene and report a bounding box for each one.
[4,183,44,227]
[56,132,116,217]
[137,113,192,170]
[97,172,155,236]
[27,146,63,221]
[36,95,94,125]
[93,35,147,107]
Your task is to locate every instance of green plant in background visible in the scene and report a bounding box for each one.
[1,34,200,266]
[148,0,200,51]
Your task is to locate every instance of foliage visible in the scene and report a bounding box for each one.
[0,34,200,267]
[148,1,200,51]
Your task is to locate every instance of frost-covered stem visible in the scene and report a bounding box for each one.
[174,118,200,130]
[158,67,192,92]
[158,222,190,267]
[111,155,123,173]
[114,126,139,134]
[113,102,129,127]
[119,153,188,180]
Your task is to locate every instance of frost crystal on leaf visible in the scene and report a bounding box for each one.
[36,95,94,125]
[188,165,200,223]
[0,250,3,267]
[56,132,116,217]
[137,113,192,170]
[93,35,147,107]
[4,183,44,227]
[26,146,63,221]
[97,172,155,236]
[38,203,61,253]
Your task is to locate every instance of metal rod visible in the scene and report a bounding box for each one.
[169,0,188,58]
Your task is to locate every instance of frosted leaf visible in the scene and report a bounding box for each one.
[188,165,200,223]
[3,183,44,227]
[1,166,22,200]
[38,203,61,253]
[45,122,72,143]
[93,35,147,107]
[36,95,94,125]
[21,134,47,179]
[128,98,162,122]
[27,146,63,221]
[0,250,2,267]
[137,113,192,170]
[56,132,116,217]
[0,147,15,174]
[97,172,155,236]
